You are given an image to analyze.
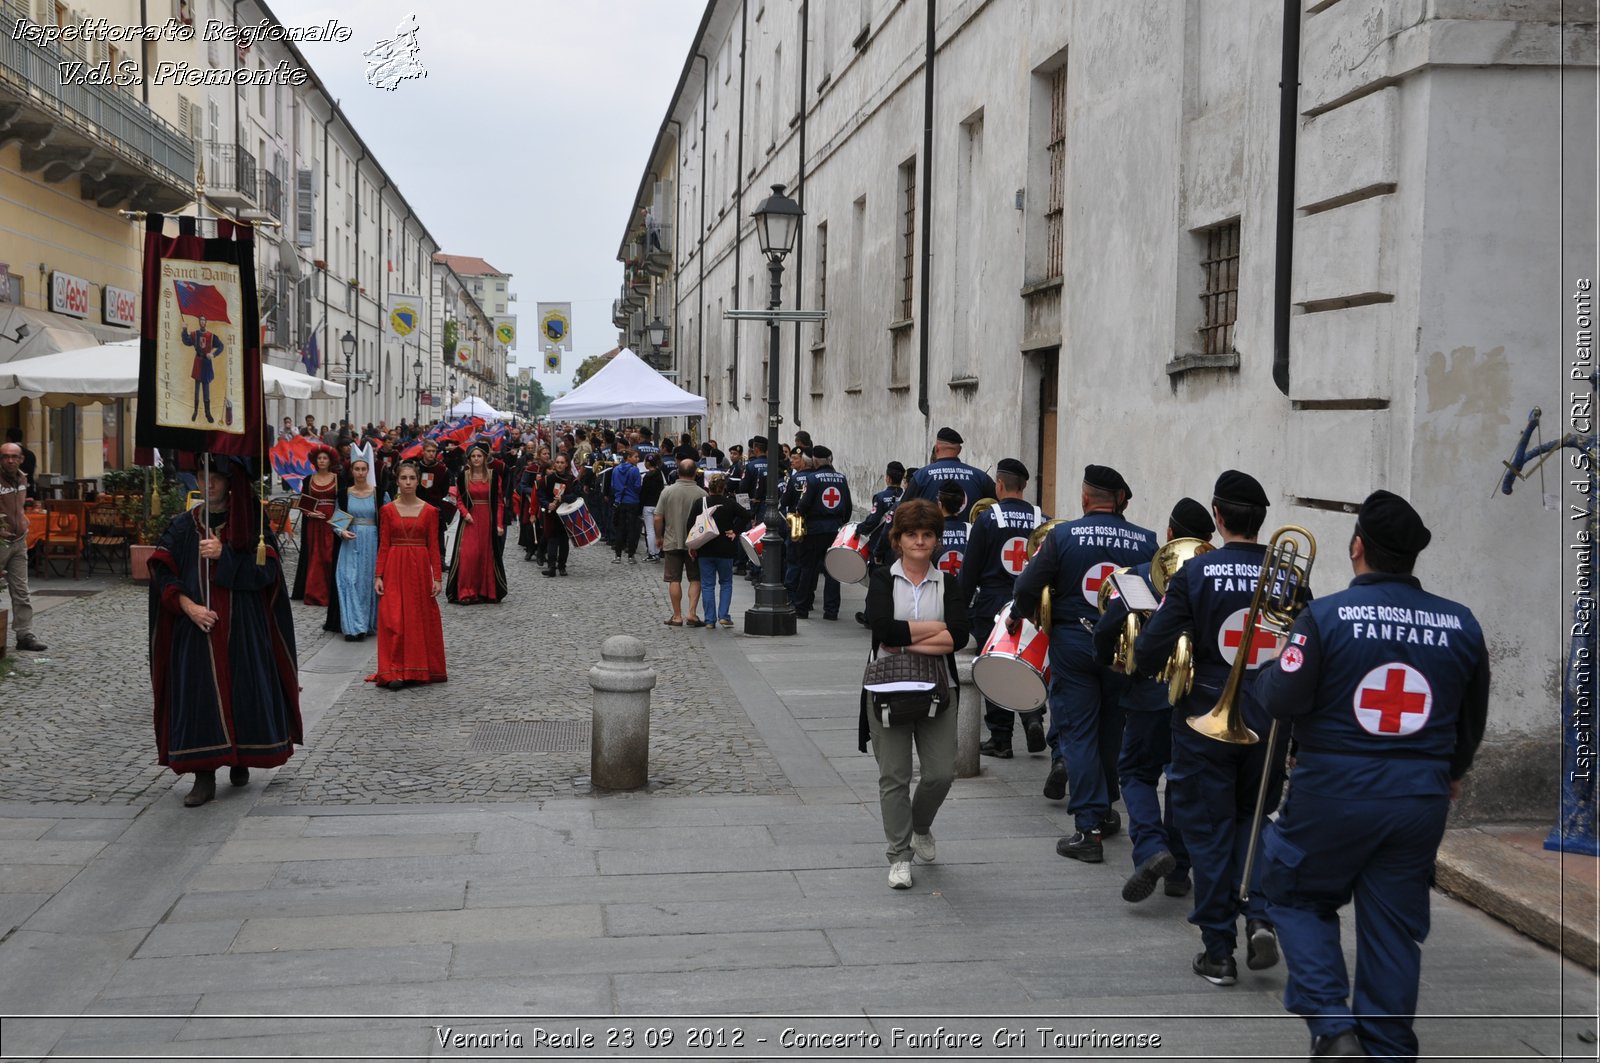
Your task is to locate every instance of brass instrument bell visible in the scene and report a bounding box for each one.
[968,497,998,523]
[1147,537,1216,704]
[1187,526,1317,744]
[1026,518,1068,630]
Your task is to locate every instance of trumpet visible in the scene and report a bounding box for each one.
[1027,518,1069,629]
[1187,525,1316,744]
[1146,537,1216,703]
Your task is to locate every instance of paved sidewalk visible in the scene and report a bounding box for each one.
[0,547,1594,1060]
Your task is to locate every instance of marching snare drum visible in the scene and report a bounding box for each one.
[971,601,1051,712]
[823,522,871,584]
[740,522,767,566]
[556,498,601,548]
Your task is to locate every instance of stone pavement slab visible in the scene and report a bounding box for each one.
[0,533,1593,1061]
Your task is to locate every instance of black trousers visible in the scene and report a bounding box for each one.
[613,504,643,557]
[545,524,570,569]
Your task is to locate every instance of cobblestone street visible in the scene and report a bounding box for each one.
[0,528,788,807]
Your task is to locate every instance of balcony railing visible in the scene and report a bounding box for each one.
[259,169,284,219]
[0,3,195,210]
[205,142,257,207]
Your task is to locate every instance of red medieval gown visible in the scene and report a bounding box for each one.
[367,502,447,686]
[292,473,339,606]
[446,477,506,604]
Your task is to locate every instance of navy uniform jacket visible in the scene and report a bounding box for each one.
[1254,572,1489,799]
[1133,541,1312,729]
[960,499,1047,608]
[780,468,808,515]
[936,516,971,579]
[905,457,997,513]
[1093,559,1167,712]
[857,485,904,563]
[797,464,852,536]
[1012,513,1157,631]
[741,456,769,504]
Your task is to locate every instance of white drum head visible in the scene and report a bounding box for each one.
[824,548,869,585]
[971,656,1048,713]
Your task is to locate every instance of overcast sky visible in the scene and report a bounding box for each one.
[273,0,704,395]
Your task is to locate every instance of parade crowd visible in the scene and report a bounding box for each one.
[0,408,1489,1063]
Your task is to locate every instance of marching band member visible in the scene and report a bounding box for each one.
[961,458,1048,758]
[1132,470,1303,987]
[739,437,771,582]
[781,447,812,608]
[1257,491,1487,1061]
[904,426,996,513]
[1011,465,1155,847]
[853,460,907,624]
[793,444,851,621]
[611,448,645,563]
[538,452,578,577]
[1094,497,1213,903]
[935,482,971,583]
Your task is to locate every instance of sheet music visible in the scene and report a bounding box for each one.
[1111,570,1161,613]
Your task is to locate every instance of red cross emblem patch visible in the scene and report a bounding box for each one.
[821,486,842,509]
[1081,562,1117,605]
[1002,536,1030,576]
[1353,662,1433,736]
[1218,608,1282,669]
[938,550,964,577]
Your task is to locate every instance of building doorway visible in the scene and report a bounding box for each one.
[1032,347,1058,511]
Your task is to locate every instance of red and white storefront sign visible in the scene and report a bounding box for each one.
[50,271,90,318]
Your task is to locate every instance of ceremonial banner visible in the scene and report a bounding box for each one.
[386,293,422,344]
[544,349,561,373]
[137,215,263,455]
[270,434,318,491]
[537,302,572,351]
[494,316,516,348]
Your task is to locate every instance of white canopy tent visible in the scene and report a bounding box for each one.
[445,395,508,420]
[0,337,346,406]
[547,348,706,419]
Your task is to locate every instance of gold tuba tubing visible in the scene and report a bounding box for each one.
[1186,525,1316,744]
[968,497,998,523]
[786,511,807,541]
[1027,518,1069,630]
[1149,537,1215,704]
[1096,567,1138,673]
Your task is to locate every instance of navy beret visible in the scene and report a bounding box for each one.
[1213,469,1269,508]
[936,426,964,445]
[1357,490,1432,555]
[997,457,1030,481]
[1084,464,1131,499]
[1169,497,1216,540]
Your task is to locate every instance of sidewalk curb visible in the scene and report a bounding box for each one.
[1434,827,1599,970]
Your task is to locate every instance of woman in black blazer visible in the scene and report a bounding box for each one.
[858,498,971,891]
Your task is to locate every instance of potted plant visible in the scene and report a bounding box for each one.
[121,475,190,583]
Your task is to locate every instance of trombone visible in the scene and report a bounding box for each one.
[1186,525,1316,744]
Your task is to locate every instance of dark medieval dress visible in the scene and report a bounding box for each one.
[148,508,302,774]
[445,469,507,604]
[291,473,338,605]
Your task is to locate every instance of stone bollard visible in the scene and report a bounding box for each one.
[954,652,981,778]
[589,635,658,790]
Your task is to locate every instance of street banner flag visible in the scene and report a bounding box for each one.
[137,214,263,454]
[270,434,318,491]
[386,293,421,343]
[455,345,472,366]
[494,316,516,347]
[537,302,572,351]
[544,349,561,373]
[300,329,319,375]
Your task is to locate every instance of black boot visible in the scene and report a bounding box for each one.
[183,770,216,807]
[229,765,249,787]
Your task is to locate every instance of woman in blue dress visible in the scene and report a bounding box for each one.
[323,456,387,640]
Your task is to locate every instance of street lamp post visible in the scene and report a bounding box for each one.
[646,315,667,370]
[412,355,423,423]
[744,184,804,638]
[340,330,356,427]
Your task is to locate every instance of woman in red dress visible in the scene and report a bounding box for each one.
[368,462,446,691]
[445,443,507,604]
[291,446,339,605]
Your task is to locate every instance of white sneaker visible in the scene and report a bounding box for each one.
[911,832,936,863]
[887,861,913,890]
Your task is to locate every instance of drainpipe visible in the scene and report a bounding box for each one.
[1272,0,1301,396]
[353,145,367,425]
[376,175,389,403]
[666,120,683,387]
[320,113,328,381]
[791,0,809,428]
[916,0,934,418]
[695,53,709,408]
[732,0,747,411]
